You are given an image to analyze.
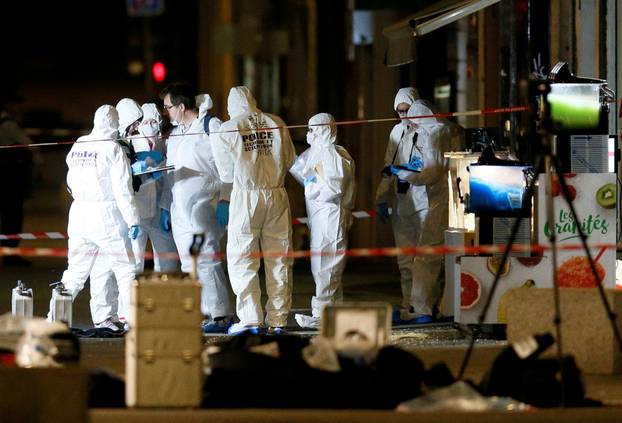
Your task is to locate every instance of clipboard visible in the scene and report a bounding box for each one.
[134,165,175,176]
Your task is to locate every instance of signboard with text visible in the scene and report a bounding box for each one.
[537,172,616,289]
[127,0,164,17]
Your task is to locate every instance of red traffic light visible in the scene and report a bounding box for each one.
[152,62,166,83]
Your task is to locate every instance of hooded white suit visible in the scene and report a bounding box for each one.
[53,105,140,324]
[88,98,151,325]
[290,113,356,327]
[162,93,233,319]
[395,101,452,317]
[213,86,296,328]
[375,87,429,312]
[126,103,178,273]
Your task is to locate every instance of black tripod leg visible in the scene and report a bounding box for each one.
[544,153,565,407]
[458,154,543,380]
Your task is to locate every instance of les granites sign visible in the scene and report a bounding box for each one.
[537,172,616,289]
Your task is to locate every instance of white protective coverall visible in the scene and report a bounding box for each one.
[375,87,429,315]
[212,86,296,328]
[395,101,453,317]
[88,98,144,325]
[161,93,234,318]
[54,105,140,324]
[127,102,178,273]
[290,113,356,328]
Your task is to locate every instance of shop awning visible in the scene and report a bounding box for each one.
[382,0,500,66]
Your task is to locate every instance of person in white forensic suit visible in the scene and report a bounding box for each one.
[49,105,140,326]
[127,102,178,273]
[290,113,356,329]
[159,82,234,333]
[391,100,453,322]
[375,87,430,323]
[87,98,146,330]
[212,86,296,334]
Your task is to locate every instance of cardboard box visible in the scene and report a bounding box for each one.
[506,288,622,374]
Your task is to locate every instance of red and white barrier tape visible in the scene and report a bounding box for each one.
[0,242,618,261]
[0,106,529,150]
[0,210,379,240]
[0,231,68,241]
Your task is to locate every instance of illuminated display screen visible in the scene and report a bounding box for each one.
[467,164,533,217]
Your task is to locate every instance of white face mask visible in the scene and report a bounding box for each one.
[140,122,159,137]
[166,104,182,126]
[306,130,315,145]
[169,111,180,126]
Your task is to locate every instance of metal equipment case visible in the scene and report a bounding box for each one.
[125,273,203,407]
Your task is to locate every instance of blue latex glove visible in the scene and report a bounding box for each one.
[304,175,317,187]
[377,202,390,223]
[389,165,403,176]
[136,151,164,165]
[151,169,164,181]
[390,160,422,176]
[128,225,140,240]
[131,160,148,175]
[408,156,424,171]
[216,201,230,227]
[160,209,171,233]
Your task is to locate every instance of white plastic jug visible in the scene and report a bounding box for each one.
[50,282,72,327]
[11,280,33,317]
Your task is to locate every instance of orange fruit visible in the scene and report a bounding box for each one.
[461,272,482,310]
[556,256,606,287]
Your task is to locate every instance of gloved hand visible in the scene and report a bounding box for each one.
[128,225,140,240]
[136,151,164,166]
[396,169,417,184]
[216,201,230,227]
[151,170,164,181]
[389,165,403,176]
[131,160,148,175]
[160,209,171,233]
[408,156,424,171]
[304,175,317,187]
[377,202,390,223]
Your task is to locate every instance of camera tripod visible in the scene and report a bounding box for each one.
[457,81,622,406]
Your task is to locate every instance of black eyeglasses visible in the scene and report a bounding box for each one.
[163,104,177,110]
